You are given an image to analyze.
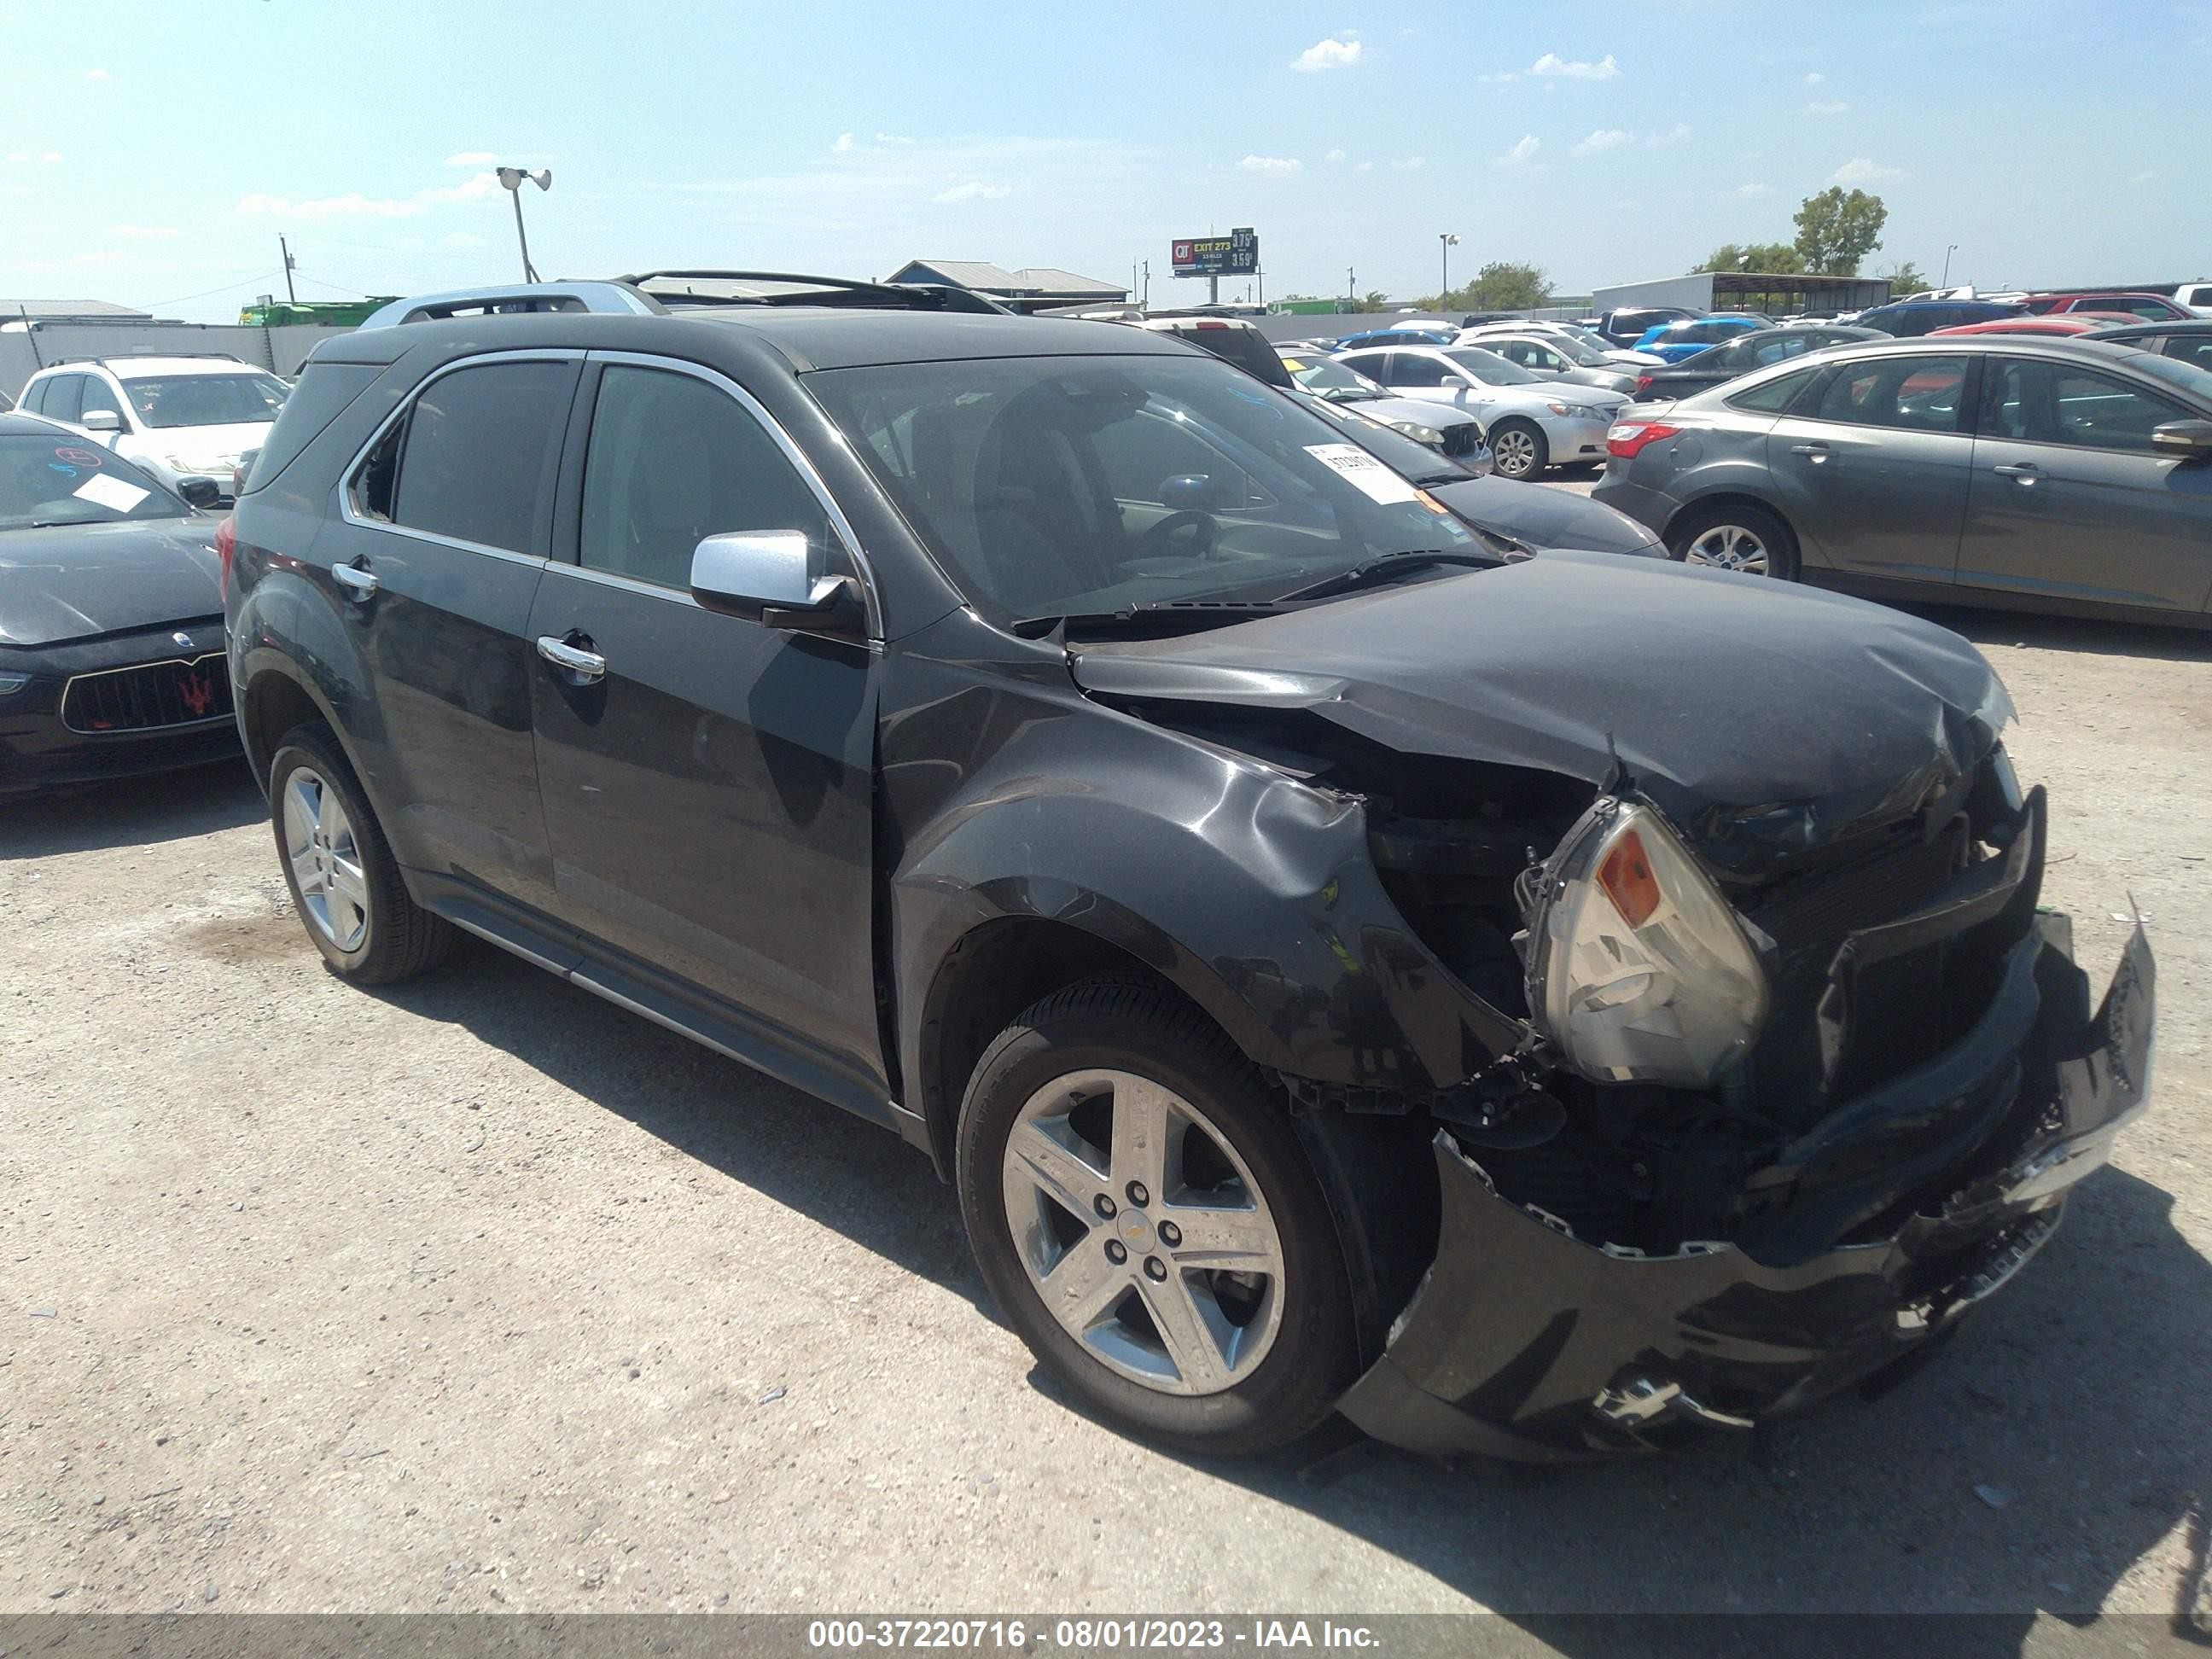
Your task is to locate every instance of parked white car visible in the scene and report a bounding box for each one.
[1460,319,1664,370]
[1333,342,1627,478]
[15,354,288,504]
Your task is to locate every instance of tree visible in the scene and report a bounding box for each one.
[1792,187,1888,276]
[1878,260,1930,295]
[1695,242,1803,275]
[1420,260,1551,312]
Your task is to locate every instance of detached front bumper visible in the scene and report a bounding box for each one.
[1338,916,2154,1461]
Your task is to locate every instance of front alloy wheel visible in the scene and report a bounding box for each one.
[1000,1068,1285,1394]
[282,765,370,952]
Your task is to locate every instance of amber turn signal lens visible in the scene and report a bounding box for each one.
[1598,829,1662,927]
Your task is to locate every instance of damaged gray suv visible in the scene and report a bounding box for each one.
[226,274,2154,1460]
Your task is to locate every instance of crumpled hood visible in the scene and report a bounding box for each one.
[0,520,223,646]
[1069,551,2010,873]
[1426,475,1664,558]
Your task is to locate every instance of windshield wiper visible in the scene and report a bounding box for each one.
[1273,550,1498,603]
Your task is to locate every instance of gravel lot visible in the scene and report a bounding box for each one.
[3,516,2208,1633]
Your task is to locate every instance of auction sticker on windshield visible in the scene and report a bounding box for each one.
[73,474,149,513]
[1305,443,1418,504]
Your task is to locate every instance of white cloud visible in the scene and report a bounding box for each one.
[1573,128,1633,154]
[85,67,109,81]
[1476,70,1520,84]
[1831,157,1904,183]
[1324,148,1347,162]
[42,150,61,163]
[1645,123,1692,147]
[109,224,180,239]
[874,132,914,145]
[228,169,502,222]
[1389,155,1426,170]
[1497,134,1541,167]
[1804,70,1825,84]
[1293,37,1362,73]
[1734,182,1774,196]
[1353,160,1374,172]
[445,150,498,167]
[1801,100,1850,115]
[72,251,126,266]
[933,180,1012,202]
[1529,52,1621,80]
[1238,154,1301,175]
[832,131,857,152]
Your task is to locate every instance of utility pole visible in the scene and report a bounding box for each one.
[1439,232,1458,303]
[279,236,298,304]
[1141,260,1149,309]
[1347,265,1356,310]
[1941,243,1959,287]
[496,166,552,282]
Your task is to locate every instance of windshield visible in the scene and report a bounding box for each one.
[1445,347,1539,386]
[1277,352,1382,399]
[0,434,188,527]
[1542,334,1610,367]
[1557,325,1615,354]
[806,353,1478,626]
[119,372,289,429]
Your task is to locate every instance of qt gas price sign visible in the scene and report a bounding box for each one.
[1171,228,1260,277]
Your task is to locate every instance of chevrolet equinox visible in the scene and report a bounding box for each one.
[224,274,2154,1460]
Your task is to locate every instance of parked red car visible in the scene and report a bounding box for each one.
[2015,291,2192,320]
[1930,314,2140,336]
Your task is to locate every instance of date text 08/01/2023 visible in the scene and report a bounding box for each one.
[806,1619,1383,1650]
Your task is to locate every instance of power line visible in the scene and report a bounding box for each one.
[137,271,286,311]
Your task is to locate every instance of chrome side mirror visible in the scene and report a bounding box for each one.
[690,531,862,635]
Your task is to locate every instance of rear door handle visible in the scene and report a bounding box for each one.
[330,560,379,597]
[1993,463,2041,483]
[1789,443,1831,463]
[536,634,606,682]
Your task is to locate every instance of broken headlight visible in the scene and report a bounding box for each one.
[1523,799,1770,1089]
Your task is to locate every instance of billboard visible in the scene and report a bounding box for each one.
[1171,227,1260,278]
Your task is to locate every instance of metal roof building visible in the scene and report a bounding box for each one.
[1589,271,1891,316]
[882,259,1127,313]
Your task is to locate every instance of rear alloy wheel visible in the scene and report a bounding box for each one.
[1668,502,1799,580]
[957,977,1359,1456]
[1487,419,1549,480]
[268,721,456,983]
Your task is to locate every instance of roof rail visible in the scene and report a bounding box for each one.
[616,270,1013,315]
[45,352,250,368]
[356,283,667,329]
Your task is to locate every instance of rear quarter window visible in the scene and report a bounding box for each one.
[239,363,381,494]
[1726,366,1819,413]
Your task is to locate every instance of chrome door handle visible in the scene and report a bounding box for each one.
[331,561,379,597]
[536,635,606,682]
[1993,463,2041,483]
[1789,444,1831,464]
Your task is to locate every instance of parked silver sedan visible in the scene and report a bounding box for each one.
[1592,335,2212,625]
[1334,344,1628,478]
[1458,328,1640,397]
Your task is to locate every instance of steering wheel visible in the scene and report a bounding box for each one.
[1134,509,1220,560]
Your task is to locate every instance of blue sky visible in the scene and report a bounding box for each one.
[3,0,2204,320]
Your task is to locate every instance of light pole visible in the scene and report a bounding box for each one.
[495,166,552,282]
[1439,232,1459,302]
[1941,243,1959,288]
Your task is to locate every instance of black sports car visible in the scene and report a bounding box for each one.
[0,412,240,796]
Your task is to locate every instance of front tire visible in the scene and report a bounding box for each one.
[1487,419,1549,480]
[268,721,456,984]
[956,977,1359,1457]
[1667,501,1799,579]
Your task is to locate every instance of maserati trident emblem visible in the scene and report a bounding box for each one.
[178,670,215,719]
[172,632,194,649]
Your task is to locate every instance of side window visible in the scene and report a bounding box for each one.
[1389,353,1450,387]
[578,364,830,591]
[1808,355,1969,432]
[1979,358,2187,453]
[44,374,84,423]
[1336,352,1388,384]
[1748,335,1808,368]
[78,376,125,425]
[19,377,48,416]
[1529,345,1566,371]
[386,359,574,553]
[2170,337,2212,374]
[1726,366,1819,413]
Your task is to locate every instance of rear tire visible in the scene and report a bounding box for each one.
[1667,501,1800,580]
[956,976,1359,1457]
[1488,419,1549,480]
[268,720,456,984]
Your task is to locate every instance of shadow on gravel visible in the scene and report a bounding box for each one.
[0,757,259,859]
[358,937,996,1321]
[359,928,2206,1648]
